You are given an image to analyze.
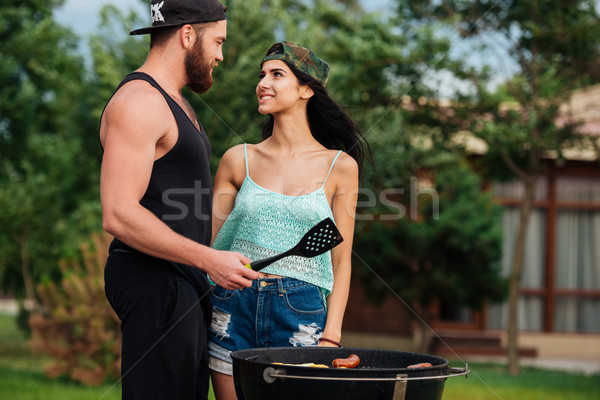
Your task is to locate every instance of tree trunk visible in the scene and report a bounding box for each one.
[19,233,35,305]
[411,304,433,354]
[507,174,535,376]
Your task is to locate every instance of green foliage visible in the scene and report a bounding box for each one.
[0,0,103,298]
[0,0,84,163]
[194,0,432,169]
[399,0,600,173]
[397,0,600,372]
[354,140,507,311]
[355,113,506,317]
[88,5,148,121]
[82,0,450,170]
[29,233,121,387]
[0,135,89,294]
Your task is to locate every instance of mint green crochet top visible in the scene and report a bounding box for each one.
[212,144,342,298]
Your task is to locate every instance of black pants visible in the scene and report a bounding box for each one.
[105,249,211,400]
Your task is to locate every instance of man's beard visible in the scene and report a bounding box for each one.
[184,40,213,94]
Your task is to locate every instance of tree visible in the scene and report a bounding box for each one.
[400,0,600,374]
[0,0,78,163]
[88,4,149,123]
[0,136,84,301]
[86,0,432,165]
[0,0,102,307]
[353,126,507,352]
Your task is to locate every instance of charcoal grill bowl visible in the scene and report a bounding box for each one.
[231,347,468,400]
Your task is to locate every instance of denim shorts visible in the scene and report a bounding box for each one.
[208,277,326,375]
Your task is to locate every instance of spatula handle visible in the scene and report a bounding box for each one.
[245,251,290,271]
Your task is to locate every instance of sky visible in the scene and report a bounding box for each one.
[54,0,391,39]
[53,0,395,70]
[53,0,510,97]
[54,0,145,37]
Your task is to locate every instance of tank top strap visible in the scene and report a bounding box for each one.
[121,71,170,101]
[244,143,250,177]
[322,150,343,188]
[105,71,184,128]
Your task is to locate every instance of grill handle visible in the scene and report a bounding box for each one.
[263,364,470,383]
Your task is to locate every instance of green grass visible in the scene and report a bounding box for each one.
[444,361,600,400]
[0,313,215,400]
[2,313,599,399]
[0,313,117,400]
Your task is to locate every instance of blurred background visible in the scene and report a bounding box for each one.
[1,0,599,398]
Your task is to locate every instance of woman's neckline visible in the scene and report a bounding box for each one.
[244,175,325,199]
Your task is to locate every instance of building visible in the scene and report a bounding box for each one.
[343,85,600,361]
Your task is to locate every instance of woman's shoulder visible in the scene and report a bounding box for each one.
[221,143,253,166]
[331,150,358,173]
[221,143,246,158]
[327,151,358,189]
[217,144,248,182]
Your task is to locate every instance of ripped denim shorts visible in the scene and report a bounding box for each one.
[208,277,326,375]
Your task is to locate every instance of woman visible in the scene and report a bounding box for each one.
[207,41,370,399]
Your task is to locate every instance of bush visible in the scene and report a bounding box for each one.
[29,232,121,386]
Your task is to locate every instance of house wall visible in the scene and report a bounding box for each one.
[343,280,412,335]
[343,278,600,361]
[513,332,600,360]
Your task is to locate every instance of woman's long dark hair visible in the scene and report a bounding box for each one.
[261,64,372,178]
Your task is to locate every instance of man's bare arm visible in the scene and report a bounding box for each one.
[100,83,258,289]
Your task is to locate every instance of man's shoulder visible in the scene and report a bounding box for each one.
[101,78,173,145]
[109,79,165,110]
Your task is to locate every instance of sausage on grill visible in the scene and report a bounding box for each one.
[332,354,360,368]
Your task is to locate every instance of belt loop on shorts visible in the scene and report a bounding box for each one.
[277,278,286,295]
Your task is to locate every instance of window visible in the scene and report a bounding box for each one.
[487,169,600,333]
[554,177,600,332]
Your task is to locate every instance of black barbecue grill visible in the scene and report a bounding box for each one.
[231,347,469,400]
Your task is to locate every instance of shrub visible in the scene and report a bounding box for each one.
[29,232,121,386]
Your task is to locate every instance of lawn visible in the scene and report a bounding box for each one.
[1,312,598,399]
[443,361,600,400]
[0,313,214,400]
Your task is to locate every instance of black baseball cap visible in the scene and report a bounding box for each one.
[130,0,227,36]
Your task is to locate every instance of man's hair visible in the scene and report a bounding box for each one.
[150,26,181,49]
[150,24,208,49]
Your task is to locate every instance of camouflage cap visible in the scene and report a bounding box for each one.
[261,42,330,85]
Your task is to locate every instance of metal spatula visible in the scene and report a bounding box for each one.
[246,218,344,271]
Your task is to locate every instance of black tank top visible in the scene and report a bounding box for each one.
[130,72,212,242]
[100,72,213,308]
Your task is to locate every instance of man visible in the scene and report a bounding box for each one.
[99,1,259,398]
